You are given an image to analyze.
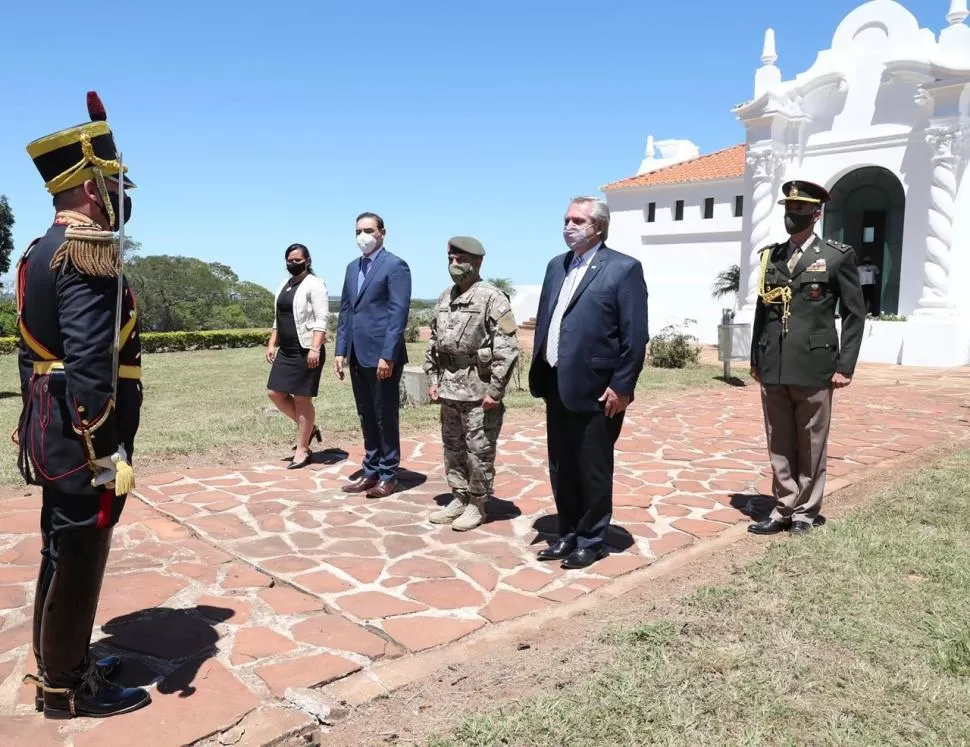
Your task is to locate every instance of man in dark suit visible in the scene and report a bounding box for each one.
[335,212,412,498]
[529,196,649,569]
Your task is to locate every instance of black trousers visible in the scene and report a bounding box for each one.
[34,487,127,687]
[349,355,402,481]
[862,284,877,314]
[544,368,624,549]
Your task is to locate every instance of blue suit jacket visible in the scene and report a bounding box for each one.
[529,245,649,412]
[335,248,412,367]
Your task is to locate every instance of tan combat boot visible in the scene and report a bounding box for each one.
[429,494,467,524]
[451,496,486,532]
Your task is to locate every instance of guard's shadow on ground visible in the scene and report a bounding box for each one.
[431,493,523,523]
[93,605,232,698]
[530,515,635,552]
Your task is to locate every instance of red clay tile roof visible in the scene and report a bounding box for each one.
[602,143,746,191]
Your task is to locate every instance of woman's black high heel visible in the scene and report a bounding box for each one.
[292,426,322,451]
[288,452,312,470]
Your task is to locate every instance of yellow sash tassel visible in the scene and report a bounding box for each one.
[113,455,135,496]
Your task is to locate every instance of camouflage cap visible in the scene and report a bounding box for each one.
[447,236,485,257]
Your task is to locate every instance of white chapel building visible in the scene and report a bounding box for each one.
[602,0,970,366]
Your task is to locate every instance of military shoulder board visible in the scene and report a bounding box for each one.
[826,238,851,253]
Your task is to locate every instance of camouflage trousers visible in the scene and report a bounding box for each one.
[440,399,505,499]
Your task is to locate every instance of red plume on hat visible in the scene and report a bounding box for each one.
[86,91,107,122]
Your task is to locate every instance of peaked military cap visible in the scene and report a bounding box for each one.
[26,91,135,195]
[447,236,485,257]
[778,180,829,205]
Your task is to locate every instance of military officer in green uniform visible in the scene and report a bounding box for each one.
[748,180,865,535]
[423,237,519,531]
[15,92,150,719]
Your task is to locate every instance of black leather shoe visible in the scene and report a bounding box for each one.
[561,545,608,570]
[790,521,813,535]
[32,656,122,712]
[537,539,576,561]
[44,667,151,720]
[747,518,791,535]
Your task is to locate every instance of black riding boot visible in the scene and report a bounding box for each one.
[28,531,122,710]
[40,527,150,719]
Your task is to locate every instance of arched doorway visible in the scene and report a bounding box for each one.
[823,166,906,315]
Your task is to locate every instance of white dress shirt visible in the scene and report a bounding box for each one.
[544,242,602,367]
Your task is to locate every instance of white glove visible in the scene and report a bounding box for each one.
[93,444,130,487]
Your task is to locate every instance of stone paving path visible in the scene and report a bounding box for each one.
[1,365,969,745]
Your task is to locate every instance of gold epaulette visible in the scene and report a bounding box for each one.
[50,223,121,278]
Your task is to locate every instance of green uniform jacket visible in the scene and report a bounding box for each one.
[750,234,866,389]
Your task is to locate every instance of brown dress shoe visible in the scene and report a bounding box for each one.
[366,479,397,499]
[342,476,378,494]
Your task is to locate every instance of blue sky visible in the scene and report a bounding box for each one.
[0,0,947,299]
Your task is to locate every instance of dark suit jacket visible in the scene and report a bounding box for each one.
[750,234,865,389]
[335,248,412,368]
[529,245,649,411]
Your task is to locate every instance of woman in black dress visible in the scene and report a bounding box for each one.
[266,244,329,468]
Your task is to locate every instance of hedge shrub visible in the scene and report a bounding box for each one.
[0,329,272,356]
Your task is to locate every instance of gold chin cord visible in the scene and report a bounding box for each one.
[758,248,791,335]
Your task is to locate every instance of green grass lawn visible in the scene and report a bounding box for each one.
[431,451,970,746]
[0,344,724,487]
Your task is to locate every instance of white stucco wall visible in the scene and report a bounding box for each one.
[595,1,970,365]
[606,180,744,344]
[509,284,541,326]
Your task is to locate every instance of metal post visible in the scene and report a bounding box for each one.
[721,308,733,379]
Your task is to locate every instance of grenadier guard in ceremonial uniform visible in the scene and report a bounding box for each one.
[423,237,519,531]
[748,180,865,536]
[15,92,150,719]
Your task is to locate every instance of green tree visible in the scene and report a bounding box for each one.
[487,277,516,298]
[122,237,141,263]
[125,255,273,332]
[711,264,740,300]
[232,281,276,328]
[0,196,15,289]
[0,299,17,337]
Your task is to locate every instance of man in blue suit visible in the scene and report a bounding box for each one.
[335,212,412,498]
[529,196,649,569]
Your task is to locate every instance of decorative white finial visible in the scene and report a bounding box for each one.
[948,0,969,25]
[646,134,655,158]
[761,28,777,65]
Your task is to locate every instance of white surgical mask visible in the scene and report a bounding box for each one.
[563,224,594,252]
[357,233,378,254]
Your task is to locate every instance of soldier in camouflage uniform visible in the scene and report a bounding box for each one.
[423,236,519,531]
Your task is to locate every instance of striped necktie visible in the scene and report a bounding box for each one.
[544,254,583,367]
